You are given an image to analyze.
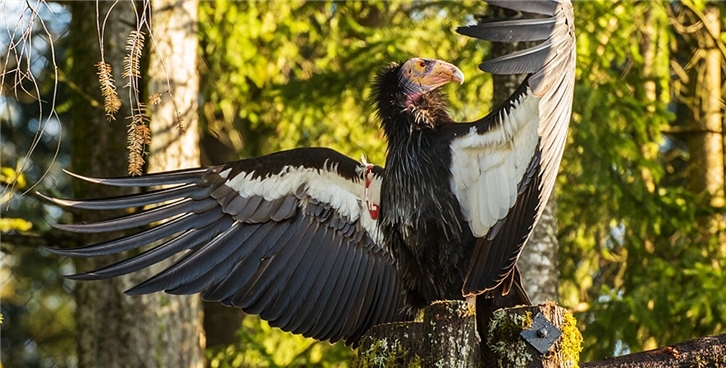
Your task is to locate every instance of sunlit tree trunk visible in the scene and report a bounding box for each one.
[490,7,560,304]
[69,2,165,367]
[520,196,560,304]
[69,1,204,366]
[690,3,724,241]
[147,0,205,366]
[675,2,725,246]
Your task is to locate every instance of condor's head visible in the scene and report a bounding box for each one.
[374,58,464,132]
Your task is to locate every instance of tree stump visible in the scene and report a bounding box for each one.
[356,320,424,367]
[486,302,582,368]
[356,300,480,367]
[424,301,481,367]
[356,301,581,368]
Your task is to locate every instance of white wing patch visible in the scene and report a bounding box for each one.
[223,160,382,244]
[450,91,541,238]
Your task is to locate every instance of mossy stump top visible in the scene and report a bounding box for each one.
[356,301,581,368]
[356,300,479,367]
[487,302,582,368]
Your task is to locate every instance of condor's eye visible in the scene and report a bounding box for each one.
[418,60,427,68]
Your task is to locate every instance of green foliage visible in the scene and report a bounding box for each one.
[1,164,76,367]
[199,0,488,163]
[206,315,352,367]
[1,3,76,365]
[559,0,726,360]
[1,243,76,368]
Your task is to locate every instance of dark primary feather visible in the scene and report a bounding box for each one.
[479,41,557,76]
[63,167,210,186]
[45,0,575,348]
[456,18,556,43]
[458,0,575,97]
[486,0,560,16]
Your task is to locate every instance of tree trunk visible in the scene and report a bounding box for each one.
[146,0,204,366]
[68,1,203,366]
[148,0,201,169]
[357,301,481,367]
[677,2,724,245]
[69,2,165,367]
[581,334,726,368]
[487,303,580,368]
[356,302,580,368]
[489,6,560,304]
[521,195,560,303]
[690,3,724,240]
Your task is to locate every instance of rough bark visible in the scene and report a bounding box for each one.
[520,195,560,304]
[684,3,725,241]
[68,3,156,367]
[487,303,580,368]
[146,0,204,366]
[68,1,203,366]
[671,3,724,240]
[581,334,726,368]
[148,0,201,169]
[356,301,480,367]
[356,302,581,368]
[489,6,560,305]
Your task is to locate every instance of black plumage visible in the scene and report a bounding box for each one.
[43,0,575,347]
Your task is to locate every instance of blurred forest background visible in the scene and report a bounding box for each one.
[1,0,725,367]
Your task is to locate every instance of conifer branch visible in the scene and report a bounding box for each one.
[95,61,121,120]
[122,30,145,86]
[121,28,148,175]
[126,102,150,176]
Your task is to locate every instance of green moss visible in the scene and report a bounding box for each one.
[487,310,533,368]
[560,311,583,368]
[461,302,477,318]
[357,336,419,368]
[429,300,475,319]
[522,311,533,327]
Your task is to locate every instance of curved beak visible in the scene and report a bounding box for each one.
[423,60,465,88]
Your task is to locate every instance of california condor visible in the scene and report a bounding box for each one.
[43,0,575,346]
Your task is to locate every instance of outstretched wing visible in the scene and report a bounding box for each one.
[42,147,405,345]
[450,0,576,296]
